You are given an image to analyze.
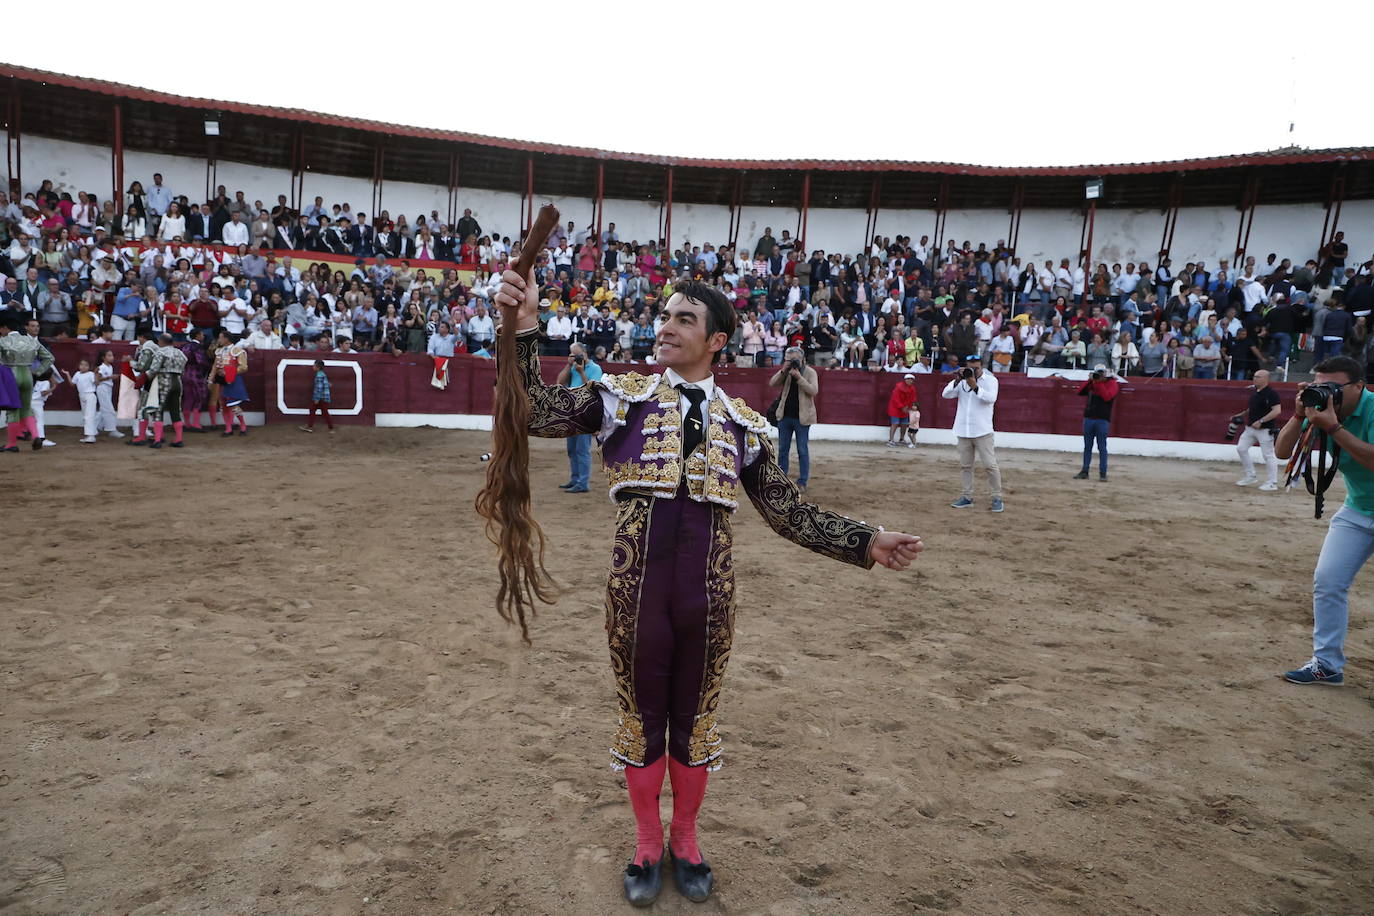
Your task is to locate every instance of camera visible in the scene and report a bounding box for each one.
[1300,382,1344,412]
[1225,413,1245,441]
[574,355,585,365]
[960,367,975,380]
[789,358,803,373]
[1091,370,1105,381]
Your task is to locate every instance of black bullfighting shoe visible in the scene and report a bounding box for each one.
[670,849,714,902]
[623,850,664,907]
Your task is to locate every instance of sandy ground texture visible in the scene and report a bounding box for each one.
[2,426,1373,916]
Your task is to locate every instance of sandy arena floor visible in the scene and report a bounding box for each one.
[2,426,1372,916]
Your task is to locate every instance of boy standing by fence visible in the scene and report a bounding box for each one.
[299,360,334,433]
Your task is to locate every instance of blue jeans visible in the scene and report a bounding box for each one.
[1269,332,1293,364]
[777,418,810,487]
[1311,505,1374,673]
[1082,418,1109,474]
[566,433,592,489]
[1194,365,1217,380]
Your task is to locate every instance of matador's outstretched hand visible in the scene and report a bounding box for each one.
[870,531,924,570]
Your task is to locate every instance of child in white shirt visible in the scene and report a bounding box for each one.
[94,349,124,437]
[65,358,100,443]
[30,374,56,447]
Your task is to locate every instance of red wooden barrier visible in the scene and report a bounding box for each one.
[37,340,1292,444]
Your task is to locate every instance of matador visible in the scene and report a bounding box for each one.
[495,272,923,906]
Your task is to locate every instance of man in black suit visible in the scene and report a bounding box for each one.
[374,223,398,259]
[352,214,376,258]
[186,203,211,242]
[275,218,305,251]
[208,201,231,244]
[395,232,416,260]
[324,217,351,255]
[436,228,458,262]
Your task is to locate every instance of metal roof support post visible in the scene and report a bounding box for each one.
[112,102,124,217]
[797,171,811,250]
[1319,165,1347,254]
[728,172,742,252]
[864,175,882,254]
[1008,181,1024,256]
[5,80,20,196]
[594,160,604,247]
[1083,201,1097,307]
[1159,177,1181,260]
[1233,170,1260,268]
[524,155,534,235]
[663,166,674,255]
[372,143,385,219]
[289,132,304,211]
[447,151,459,228]
[933,176,950,260]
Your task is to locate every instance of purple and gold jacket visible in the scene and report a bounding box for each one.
[514,328,878,568]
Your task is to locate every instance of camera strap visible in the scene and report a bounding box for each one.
[1295,427,1341,519]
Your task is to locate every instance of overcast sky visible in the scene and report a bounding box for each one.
[7,0,1373,167]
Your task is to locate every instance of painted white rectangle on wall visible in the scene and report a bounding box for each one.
[276,359,364,416]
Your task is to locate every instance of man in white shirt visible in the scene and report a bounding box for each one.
[465,303,495,353]
[218,291,252,340]
[545,305,574,356]
[145,173,172,220]
[942,354,1003,511]
[1238,270,1268,314]
[219,211,250,247]
[243,319,282,350]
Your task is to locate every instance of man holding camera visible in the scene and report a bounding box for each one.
[768,346,818,491]
[1275,356,1374,685]
[1074,365,1119,481]
[1235,369,1282,491]
[555,342,602,493]
[943,353,1003,512]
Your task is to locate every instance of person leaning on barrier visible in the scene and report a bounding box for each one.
[1274,356,1374,686]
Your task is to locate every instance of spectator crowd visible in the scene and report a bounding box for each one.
[2,172,1370,387]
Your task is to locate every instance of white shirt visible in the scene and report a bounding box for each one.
[97,362,115,390]
[219,296,251,334]
[73,370,99,397]
[940,370,998,438]
[244,329,282,350]
[146,184,172,216]
[663,366,716,440]
[158,214,186,242]
[221,219,249,246]
[546,315,573,339]
[467,314,495,340]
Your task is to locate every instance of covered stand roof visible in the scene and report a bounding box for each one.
[4,63,1373,212]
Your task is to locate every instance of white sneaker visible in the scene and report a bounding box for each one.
[1259,482,1278,491]
[108,430,126,438]
[1235,476,1257,487]
[79,436,96,444]
[906,442,916,448]
[40,439,56,448]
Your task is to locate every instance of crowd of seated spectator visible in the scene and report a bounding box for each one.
[2,174,1369,385]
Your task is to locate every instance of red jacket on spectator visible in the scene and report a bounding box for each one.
[887,378,918,417]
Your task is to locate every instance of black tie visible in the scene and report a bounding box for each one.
[678,385,707,457]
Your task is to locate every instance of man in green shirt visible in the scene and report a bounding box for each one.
[1275,356,1374,685]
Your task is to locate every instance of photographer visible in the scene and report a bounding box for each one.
[768,346,818,491]
[555,342,603,494]
[1074,364,1120,482]
[1235,369,1282,491]
[1274,356,1374,686]
[942,353,1003,512]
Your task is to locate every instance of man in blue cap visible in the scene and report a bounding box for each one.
[942,352,1003,512]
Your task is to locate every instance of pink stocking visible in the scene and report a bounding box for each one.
[173,421,184,443]
[24,416,39,440]
[135,419,148,441]
[4,421,18,448]
[236,410,247,433]
[153,421,164,443]
[668,759,709,864]
[624,756,667,866]
[222,406,233,432]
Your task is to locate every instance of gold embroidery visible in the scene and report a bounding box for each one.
[513,331,603,437]
[741,437,877,567]
[607,496,651,769]
[602,371,661,401]
[687,507,735,769]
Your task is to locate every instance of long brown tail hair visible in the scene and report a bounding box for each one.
[474,204,562,642]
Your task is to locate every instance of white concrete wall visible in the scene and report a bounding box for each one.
[5,133,1367,266]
